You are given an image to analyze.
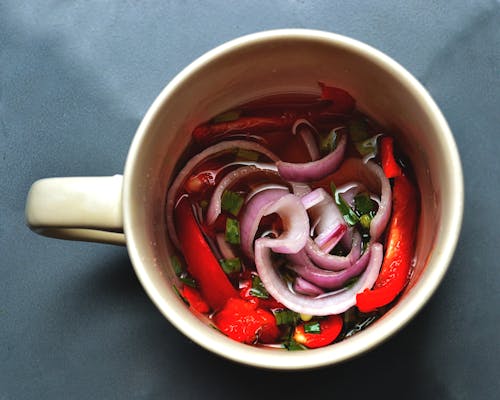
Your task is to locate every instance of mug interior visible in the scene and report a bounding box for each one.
[123,30,463,369]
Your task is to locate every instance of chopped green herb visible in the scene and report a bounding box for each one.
[273,309,301,326]
[354,136,378,156]
[250,275,269,299]
[348,118,369,142]
[173,285,189,306]
[212,110,241,123]
[225,218,241,245]
[171,255,183,276]
[236,148,259,161]
[199,200,208,209]
[221,190,244,216]
[320,128,338,155]
[284,340,307,351]
[180,276,197,288]
[354,194,377,216]
[219,257,241,274]
[330,182,359,226]
[304,321,321,334]
[359,214,372,229]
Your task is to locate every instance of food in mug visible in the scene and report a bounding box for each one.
[166,83,419,349]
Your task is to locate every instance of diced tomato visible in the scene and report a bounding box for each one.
[293,315,343,349]
[182,286,210,313]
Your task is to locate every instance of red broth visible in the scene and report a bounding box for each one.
[166,85,419,349]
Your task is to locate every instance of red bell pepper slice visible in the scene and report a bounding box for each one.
[174,197,238,310]
[213,297,280,344]
[356,175,418,312]
[293,315,343,349]
[380,136,402,178]
[182,286,210,314]
[318,82,356,114]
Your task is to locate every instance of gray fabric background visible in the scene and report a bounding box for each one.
[1,1,499,399]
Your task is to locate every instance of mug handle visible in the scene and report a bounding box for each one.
[25,175,126,245]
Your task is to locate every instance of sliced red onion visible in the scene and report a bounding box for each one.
[245,183,290,203]
[166,140,279,248]
[336,181,367,207]
[240,189,289,257]
[254,240,383,316]
[288,245,372,290]
[291,182,312,197]
[330,158,391,242]
[305,230,362,271]
[215,233,237,260]
[306,188,347,253]
[276,133,347,182]
[206,166,283,225]
[292,119,320,161]
[293,277,325,296]
[300,188,327,210]
[259,194,310,254]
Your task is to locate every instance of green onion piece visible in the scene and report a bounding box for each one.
[319,128,338,155]
[199,200,208,209]
[225,218,241,245]
[173,285,189,306]
[171,255,183,276]
[273,309,301,326]
[330,183,359,226]
[304,321,322,334]
[180,276,197,288]
[212,110,241,123]
[249,275,269,299]
[284,340,307,351]
[354,136,378,156]
[219,257,241,274]
[221,190,244,216]
[236,148,259,161]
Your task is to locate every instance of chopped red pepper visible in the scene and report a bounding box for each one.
[318,82,356,114]
[239,281,284,310]
[380,136,402,178]
[182,286,210,314]
[356,175,418,312]
[214,297,280,344]
[293,315,343,349]
[174,197,238,310]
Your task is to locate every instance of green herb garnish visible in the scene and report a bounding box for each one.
[225,218,241,245]
[304,321,321,334]
[219,257,241,274]
[320,128,339,155]
[284,340,307,351]
[348,118,369,142]
[330,182,359,226]
[180,276,197,288]
[354,194,377,216]
[212,110,241,123]
[273,310,301,326]
[171,255,183,276]
[221,190,244,216]
[250,275,269,299]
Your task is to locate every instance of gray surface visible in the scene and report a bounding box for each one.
[1,1,499,399]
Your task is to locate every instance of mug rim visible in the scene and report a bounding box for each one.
[122,29,464,369]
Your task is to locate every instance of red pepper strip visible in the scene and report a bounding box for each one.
[356,175,417,312]
[214,297,280,344]
[174,197,238,310]
[293,315,343,349]
[318,82,356,114]
[380,136,402,178]
[192,116,294,143]
[182,286,210,314]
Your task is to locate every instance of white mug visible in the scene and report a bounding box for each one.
[25,29,463,369]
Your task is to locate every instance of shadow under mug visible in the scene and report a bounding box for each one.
[25,29,463,370]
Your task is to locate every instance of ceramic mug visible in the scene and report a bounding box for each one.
[25,29,463,369]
